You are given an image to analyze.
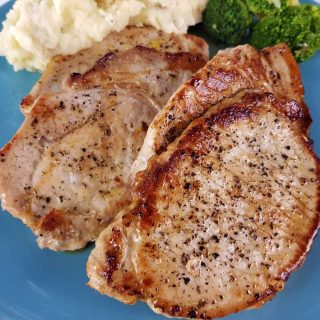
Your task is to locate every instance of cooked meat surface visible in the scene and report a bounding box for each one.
[129,43,310,181]
[0,43,207,251]
[68,46,206,108]
[21,26,208,114]
[87,91,319,319]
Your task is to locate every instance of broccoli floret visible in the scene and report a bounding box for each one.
[251,4,320,62]
[246,0,299,16]
[203,0,253,46]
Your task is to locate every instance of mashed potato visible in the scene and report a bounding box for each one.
[0,0,208,71]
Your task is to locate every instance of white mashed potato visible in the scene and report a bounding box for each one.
[0,0,208,71]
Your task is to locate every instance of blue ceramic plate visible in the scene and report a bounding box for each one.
[0,1,319,320]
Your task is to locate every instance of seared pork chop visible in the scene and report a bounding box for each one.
[21,26,208,114]
[87,91,319,319]
[68,46,205,108]
[129,43,310,180]
[0,47,207,251]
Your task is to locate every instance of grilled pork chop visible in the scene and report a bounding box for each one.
[129,43,310,180]
[0,44,207,251]
[87,91,320,319]
[21,26,208,114]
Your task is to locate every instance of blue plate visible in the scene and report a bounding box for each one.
[0,1,319,320]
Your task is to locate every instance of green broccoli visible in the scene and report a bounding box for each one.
[246,0,299,16]
[203,0,253,46]
[250,4,320,62]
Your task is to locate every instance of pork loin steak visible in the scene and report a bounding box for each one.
[88,91,319,319]
[0,40,207,251]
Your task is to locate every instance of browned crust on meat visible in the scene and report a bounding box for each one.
[261,43,310,130]
[1,36,205,251]
[147,44,309,156]
[102,228,124,283]
[261,43,304,97]
[152,288,277,319]
[87,225,143,303]
[130,92,309,208]
[97,91,320,319]
[20,26,209,114]
[20,95,35,110]
[0,137,17,156]
[104,46,207,72]
[131,92,311,220]
[140,46,206,72]
[37,209,71,233]
[68,46,207,89]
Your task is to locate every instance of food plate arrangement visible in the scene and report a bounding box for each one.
[0,0,319,319]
